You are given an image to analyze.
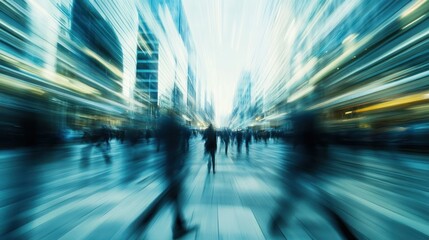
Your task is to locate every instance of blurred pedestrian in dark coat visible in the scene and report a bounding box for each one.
[203,124,217,173]
[157,113,196,238]
[236,130,243,153]
[245,130,252,155]
[270,110,356,239]
[222,130,230,155]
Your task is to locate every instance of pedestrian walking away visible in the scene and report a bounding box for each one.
[203,124,217,174]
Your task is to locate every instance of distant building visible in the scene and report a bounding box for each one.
[231,72,252,128]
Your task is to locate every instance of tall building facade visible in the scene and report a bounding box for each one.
[135,0,198,125]
[135,19,159,120]
[70,0,124,103]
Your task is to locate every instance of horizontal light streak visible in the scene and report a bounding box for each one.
[356,91,429,113]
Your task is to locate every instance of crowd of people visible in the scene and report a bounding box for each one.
[101,110,346,238]
[4,109,403,240]
[2,109,362,239]
[75,115,300,238]
[77,120,292,169]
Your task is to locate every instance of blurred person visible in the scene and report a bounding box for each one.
[126,127,142,146]
[203,124,217,174]
[137,112,196,238]
[236,130,243,153]
[118,128,125,144]
[80,125,111,167]
[155,128,161,152]
[263,131,269,145]
[254,131,260,142]
[222,130,230,155]
[2,110,44,239]
[269,110,356,239]
[145,129,151,143]
[245,129,252,155]
[183,127,191,152]
[101,125,111,150]
[230,131,236,147]
[218,131,223,154]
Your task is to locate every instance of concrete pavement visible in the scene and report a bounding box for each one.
[0,138,428,239]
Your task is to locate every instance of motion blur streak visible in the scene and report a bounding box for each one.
[0,0,428,239]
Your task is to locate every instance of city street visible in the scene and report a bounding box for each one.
[1,1,428,239]
[1,138,427,239]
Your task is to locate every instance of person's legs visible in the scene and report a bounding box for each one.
[212,151,216,173]
[206,150,211,173]
[210,150,215,173]
[98,143,111,164]
[81,144,93,166]
[105,139,111,150]
[321,204,357,240]
[170,181,197,238]
[270,172,304,234]
[171,183,185,231]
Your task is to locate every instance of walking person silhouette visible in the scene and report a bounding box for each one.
[203,124,217,174]
[132,112,197,239]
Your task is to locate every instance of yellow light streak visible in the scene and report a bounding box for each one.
[82,47,123,79]
[356,92,429,113]
[47,72,100,95]
[400,0,427,19]
[1,49,100,96]
[0,74,45,95]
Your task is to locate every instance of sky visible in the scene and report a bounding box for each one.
[182,0,272,126]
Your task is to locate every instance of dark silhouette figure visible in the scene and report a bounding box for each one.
[81,125,111,167]
[145,129,151,143]
[126,128,142,146]
[245,130,252,155]
[203,124,217,174]
[118,129,125,143]
[222,130,230,155]
[236,130,243,153]
[183,128,191,152]
[270,110,356,239]
[154,114,196,238]
[263,131,269,145]
[2,110,42,240]
[155,128,161,152]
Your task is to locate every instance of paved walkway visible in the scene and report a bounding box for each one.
[142,141,429,240]
[0,140,168,240]
[1,139,428,239]
[142,141,342,240]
